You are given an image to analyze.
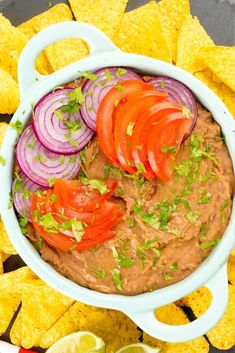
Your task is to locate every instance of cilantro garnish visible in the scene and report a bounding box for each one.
[161,145,177,153]
[104,69,112,81]
[220,200,229,222]
[19,215,28,234]
[128,218,136,228]
[161,79,165,89]
[156,199,176,229]
[103,165,112,179]
[111,268,123,290]
[22,189,31,199]
[115,187,124,197]
[47,177,57,187]
[186,211,201,224]
[175,159,192,178]
[182,106,192,118]
[8,193,13,209]
[198,192,212,204]
[126,122,135,136]
[80,177,108,195]
[64,134,79,147]
[10,119,23,134]
[89,267,106,279]
[163,272,172,280]
[79,71,98,81]
[13,176,23,192]
[170,262,178,271]
[64,120,81,134]
[0,155,6,166]
[34,155,47,163]
[200,238,221,250]
[37,237,43,250]
[116,68,127,77]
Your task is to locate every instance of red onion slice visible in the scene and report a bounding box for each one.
[80,67,142,131]
[16,125,81,188]
[13,173,43,219]
[146,76,198,140]
[33,88,94,155]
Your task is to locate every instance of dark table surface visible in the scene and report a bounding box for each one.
[0,0,235,352]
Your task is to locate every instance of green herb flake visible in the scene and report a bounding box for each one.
[80,177,108,195]
[220,200,229,222]
[161,79,165,89]
[50,194,57,203]
[200,238,221,250]
[200,222,209,237]
[128,218,136,228]
[8,193,13,209]
[103,165,112,179]
[0,156,6,166]
[126,122,135,136]
[19,216,28,234]
[60,155,65,165]
[69,87,85,105]
[90,267,106,279]
[161,145,177,153]
[34,155,47,163]
[175,159,192,178]
[186,211,201,224]
[163,272,172,280]
[198,192,212,204]
[10,119,23,134]
[13,177,23,192]
[170,262,178,271]
[115,187,124,197]
[116,68,127,77]
[104,69,112,81]
[64,133,79,147]
[65,120,81,134]
[47,177,57,187]
[111,268,123,291]
[115,84,124,92]
[182,106,192,118]
[80,71,97,81]
[22,189,31,199]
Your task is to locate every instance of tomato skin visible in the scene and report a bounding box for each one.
[131,102,183,180]
[96,80,153,165]
[114,91,167,174]
[147,112,193,181]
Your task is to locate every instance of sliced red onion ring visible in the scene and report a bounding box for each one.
[13,173,43,219]
[146,76,198,140]
[33,88,94,155]
[16,125,81,188]
[80,67,142,131]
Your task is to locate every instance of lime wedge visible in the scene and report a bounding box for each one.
[46,331,105,353]
[115,343,161,353]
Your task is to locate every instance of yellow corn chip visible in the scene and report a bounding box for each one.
[231,247,235,257]
[0,267,36,335]
[0,218,17,254]
[179,287,211,316]
[0,122,8,147]
[45,38,89,71]
[195,69,235,117]
[228,255,235,285]
[0,252,3,274]
[69,0,127,40]
[0,14,27,81]
[10,309,22,346]
[114,1,171,62]
[0,70,19,115]
[143,303,209,353]
[21,279,74,348]
[198,46,235,91]
[39,301,141,353]
[176,15,214,74]
[156,0,190,62]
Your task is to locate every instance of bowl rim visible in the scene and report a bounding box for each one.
[0,51,235,312]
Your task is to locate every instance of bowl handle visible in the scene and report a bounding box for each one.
[18,21,119,97]
[125,264,228,343]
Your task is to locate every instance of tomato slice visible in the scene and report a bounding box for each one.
[147,111,193,181]
[53,179,117,213]
[96,80,153,165]
[131,102,183,180]
[114,91,167,174]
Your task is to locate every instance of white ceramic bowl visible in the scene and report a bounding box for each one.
[0,22,235,343]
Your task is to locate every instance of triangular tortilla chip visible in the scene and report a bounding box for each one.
[0,122,8,146]
[69,0,128,40]
[195,69,235,117]
[0,14,27,81]
[0,267,36,334]
[143,303,209,353]
[39,301,141,352]
[10,309,22,346]
[198,46,235,91]
[21,279,74,348]
[228,255,235,285]
[0,217,17,254]
[156,0,190,62]
[0,252,3,275]
[176,15,214,74]
[114,1,171,62]
[231,247,235,257]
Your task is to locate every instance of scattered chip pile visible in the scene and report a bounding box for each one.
[0,0,235,352]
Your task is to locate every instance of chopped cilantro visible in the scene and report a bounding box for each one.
[79,150,86,163]
[116,68,127,77]
[104,69,112,81]
[170,262,178,271]
[80,177,108,195]
[157,199,176,229]
[115,187,124,197]
[200,222,209,237]
[19,216,28,234]
[137,176,145,189]
[186,211,201,224]
[60,155,65,165]
[47,177,57,187]
[64,120,81,134]
[115,84,124,92]
[0,156,6,166]
[126,122,135,136]
[8,193,13,209]
[175,159,192,178]
[69,156,77,163]
[198,192,212,204]
[103,165,112,179]
[180,188,191,196]
[34,155,47,163]
[200,238,221,250]
[182,106,192,118]
[54,109,64,120]
[68,87,85,105]
[161,145,177,153]
[89,267,106,279]
[79,71,97,81]
[220,200,229,222]
[22,189,31,199]
[163,272,172,280]
[13,177,23,192]
[136,163,146,175]
[10,119,23,134]
[71,220,85,242]
[37,237,43,250]
[161,79,165,89]
[199,171,216,183]
[128,218,136,228]
[50,194,57,202]
[111,268,122,290]
[64,134,79,147]
[40,212,59,230]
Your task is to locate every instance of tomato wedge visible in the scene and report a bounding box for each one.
[147,111,193,181]
[114,91,167,174]
[96,80,153,165]
[131,102,183,180]
[53,179,117,213]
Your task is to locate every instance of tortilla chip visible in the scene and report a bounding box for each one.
[21,279,74,348]
[45,38,89,71]
[0,14,27,81]
[0,69,19,114]
[10,309,22,346]
[0,267,35,335]
[228,255,235,285]
[231,247,235,257]
[0,252,3,274]
[195,69,235,117]
[0,218,17,254]
[176,15,214,74]
[69,0,127,40]
[198,46,235,92]
[0,122,8,147]
[114,1,171,62]
[39,301,141,353]
[156,0,190,62]
[143,303,209,353]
